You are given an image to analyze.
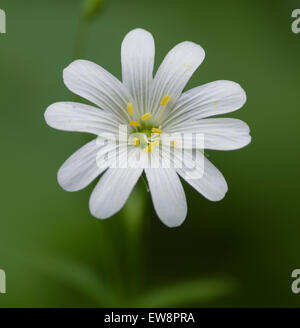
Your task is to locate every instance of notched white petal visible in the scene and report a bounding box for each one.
[164,80,247,126]
[57,139,105,192]
[89,167,143,219]
[63,59,132,123]
[145,167,187,227]
[177,151,228,201]
[121,28,155,115]
[165,118,251,151]
[45,102,119,135]
[150,41,205,116]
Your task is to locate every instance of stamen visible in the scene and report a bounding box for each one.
[132,137,140,146]
[141,112,152,121]
[129,120,140,127]
[152,140,160,147]
[127,102,133,116]
[160,95,171,106]
[151,128,162,134]
[170,140,176,147]
[145,140,160,153]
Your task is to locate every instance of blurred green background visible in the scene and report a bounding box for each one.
[0,0,300,307]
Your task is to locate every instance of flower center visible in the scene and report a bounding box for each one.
[126,96,171,152]
[129,127,162,152]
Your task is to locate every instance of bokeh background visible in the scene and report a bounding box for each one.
[0,0,300,307]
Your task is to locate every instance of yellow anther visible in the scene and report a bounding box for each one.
[152,140,160,147]
[170,140,176,147]
[160,95,171,106]
[127,102,133,116]
[141,112,152,121]
[129,120,140,127]
[151,128,162,134]
[145,140,160,152]
[132,137,140,146]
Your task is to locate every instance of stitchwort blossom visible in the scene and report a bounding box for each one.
[45,29,251,227]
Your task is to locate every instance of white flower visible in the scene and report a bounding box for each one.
[45,28,251,227]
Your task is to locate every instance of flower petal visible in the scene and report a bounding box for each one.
[177,151,228,201]
[63,60,132,123]
[164,80,246,127]
[165,118,251,150]
[45,102,120,135]
[58,138,106,192]
[150,41,205,117]
[89,167,143,219]
[121,28,155,115]
[145,167,187,227]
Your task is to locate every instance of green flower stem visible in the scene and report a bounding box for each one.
[72,17,89,60]
[122,183,147,300]
[98,223,124,303]
[73,0,107,60]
